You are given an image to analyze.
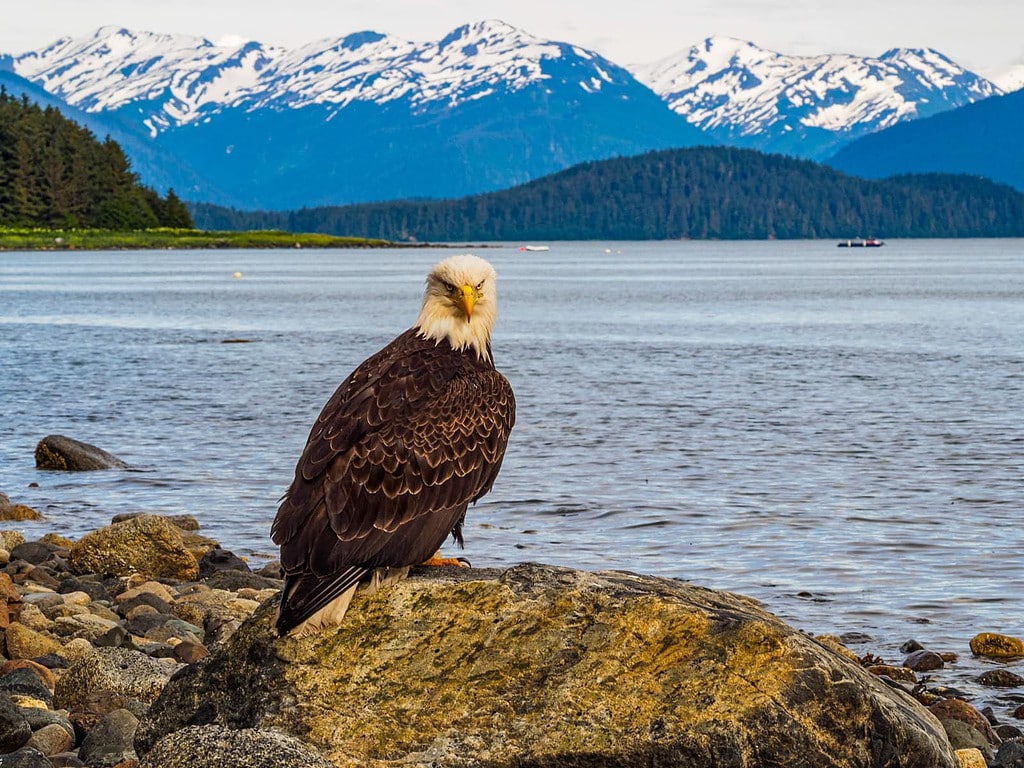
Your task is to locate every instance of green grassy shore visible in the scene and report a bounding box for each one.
[0,227,395,251]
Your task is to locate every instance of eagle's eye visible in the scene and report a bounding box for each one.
[441,281,456,293]
[475,280,485,291]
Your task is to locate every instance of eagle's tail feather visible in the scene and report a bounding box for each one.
[276,565,367,636]
[276,565,412,636]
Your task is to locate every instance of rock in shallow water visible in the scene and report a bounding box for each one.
[137,563,958,768]
[33,435,128,472]
[904,649,945,671]
[978,669,1024,688]
[970,632,1024,660]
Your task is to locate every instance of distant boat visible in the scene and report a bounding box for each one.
[837,237,885,248]
[519,245,550,252]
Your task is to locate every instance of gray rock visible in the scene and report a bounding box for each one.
[34,435,128,471]
[20,707,75,741]
[136,563,958,768]
[125,612,170,638]
[201,569,280,592]
[198,547,250,578]
[8,542,59,566]
[940,719,994,760]
[979,669,1024,688]
[53,647,181,709]
[137,725,335,768]
[0,746,51,767]
[45,754,85,768]
[29,653,69,671]
[0,669,53,706]
[996,740,1024,768]
[92,625,129,649]
[0,692,31,753]
[78,708,139,768]
[57,576,114,603]
[116,593,172,618]
[903,649,944,671]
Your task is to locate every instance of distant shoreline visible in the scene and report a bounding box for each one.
[0,228,407,251]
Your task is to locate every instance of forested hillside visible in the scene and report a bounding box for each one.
[192,147,1024,240]
[0,88,192,229]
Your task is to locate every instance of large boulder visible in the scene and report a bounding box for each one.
[34,435,128,471]
[68,515,200,580]
[136,564,956,768]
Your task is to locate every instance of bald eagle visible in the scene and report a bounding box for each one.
[271,254,516,636]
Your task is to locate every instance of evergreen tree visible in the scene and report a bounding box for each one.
[0,90,194,229]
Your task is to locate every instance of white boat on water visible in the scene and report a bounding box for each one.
[518,245,550,252]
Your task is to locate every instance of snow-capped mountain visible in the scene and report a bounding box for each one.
[13,27,279,134]
[9,21,706,208]
[14,22,644,135]
[632,36,1001,158]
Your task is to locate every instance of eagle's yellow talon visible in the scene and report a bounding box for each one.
[421,552,471,567]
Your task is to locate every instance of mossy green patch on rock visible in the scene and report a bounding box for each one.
[137,564,956,768]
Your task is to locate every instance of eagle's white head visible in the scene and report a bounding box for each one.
[415,254,499,361]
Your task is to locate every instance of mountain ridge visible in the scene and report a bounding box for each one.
[827,87,1024,191]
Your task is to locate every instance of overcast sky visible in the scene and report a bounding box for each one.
[3,0,1021,79]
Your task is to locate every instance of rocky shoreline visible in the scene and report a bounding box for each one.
[0,487,1022,766]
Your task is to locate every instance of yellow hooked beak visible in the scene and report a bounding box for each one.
[458,284,477,320]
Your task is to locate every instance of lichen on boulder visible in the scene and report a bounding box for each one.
[54,646,181,709]
[138,725,337,768]
[68,515,200,580]
[136,563,957,768]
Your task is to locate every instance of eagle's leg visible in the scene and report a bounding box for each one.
[421,550,471,567]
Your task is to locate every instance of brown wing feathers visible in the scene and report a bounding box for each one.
[272,328,515,635]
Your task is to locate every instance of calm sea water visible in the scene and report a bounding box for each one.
[1,240,1022,710]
